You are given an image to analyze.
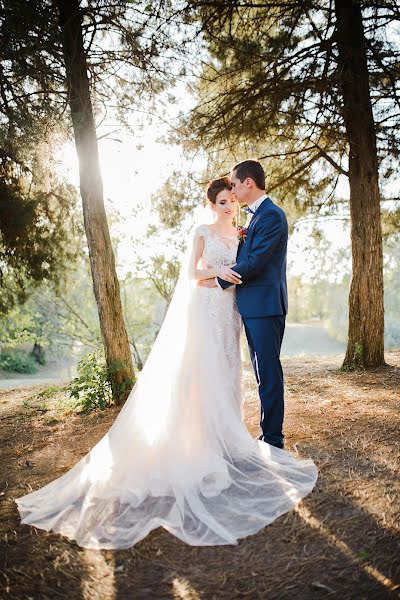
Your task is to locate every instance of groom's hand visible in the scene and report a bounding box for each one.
[217,265,242,285]
[198,279,218,288]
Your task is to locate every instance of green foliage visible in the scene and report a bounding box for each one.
[0,256,101,359]
[352,342,365,370]
[341,342,365,372]
[135,254,180,305]
[37,385,60,399]
[108,358,136,404]
[0,144,82,314]
[0,349,38,374]
[0,0,185,316]
[357,551,370,562]
[68,349,112,412]
[0,255,162,368]
[152,171,203,230]
[183,1,399,223]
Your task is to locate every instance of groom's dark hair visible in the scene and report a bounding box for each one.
[232,159,265,190]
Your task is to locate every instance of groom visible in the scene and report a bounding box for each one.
[201,160,288,449]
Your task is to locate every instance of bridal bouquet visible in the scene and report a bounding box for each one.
[237,226,248,244]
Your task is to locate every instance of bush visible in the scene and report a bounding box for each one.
[67,349,113,412]
[0,349,38,374]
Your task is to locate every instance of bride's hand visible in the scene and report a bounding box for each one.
[216,265,242,284]
[197,279,217,288]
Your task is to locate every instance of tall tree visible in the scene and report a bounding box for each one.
[335,0,384,365]
[184,0,400,368]
[0,0,184,399]
[55,0,134,402]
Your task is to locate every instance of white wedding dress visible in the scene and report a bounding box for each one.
[16,223,318,549]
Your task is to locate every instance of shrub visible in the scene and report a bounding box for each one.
[0,349,38,374]
[67,349,113,412]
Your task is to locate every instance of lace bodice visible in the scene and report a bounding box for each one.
[196,224,239,269]
[194,224,242,397]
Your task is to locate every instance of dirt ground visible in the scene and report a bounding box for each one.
[0,354,399,600]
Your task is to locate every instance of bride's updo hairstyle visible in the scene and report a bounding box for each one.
[206,177,232,205]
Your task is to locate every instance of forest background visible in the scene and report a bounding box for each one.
[0,0,399,401]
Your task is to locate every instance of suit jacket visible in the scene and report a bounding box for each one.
[218,197,288,318]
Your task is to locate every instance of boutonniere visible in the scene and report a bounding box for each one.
[238,226,248,244]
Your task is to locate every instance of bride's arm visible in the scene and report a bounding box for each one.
[192,236,241,283]
[192,236,218,280]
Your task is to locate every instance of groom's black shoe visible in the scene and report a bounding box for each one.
[258,435,284,450]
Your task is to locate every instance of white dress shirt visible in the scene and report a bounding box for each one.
[247,193,268,216]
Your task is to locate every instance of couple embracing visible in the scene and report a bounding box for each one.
[16,160,318,549]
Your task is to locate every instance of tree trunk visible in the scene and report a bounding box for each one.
[56,0,135,402]
[335,0,385,368]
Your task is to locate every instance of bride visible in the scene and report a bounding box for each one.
[16,177,318,549]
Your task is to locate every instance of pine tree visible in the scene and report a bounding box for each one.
[184,0,400,368]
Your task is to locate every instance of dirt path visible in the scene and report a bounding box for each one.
[0,355,399,600]
[0,359,77,390]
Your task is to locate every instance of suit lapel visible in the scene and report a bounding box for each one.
[236,198,273,258]
[248,196,272,228]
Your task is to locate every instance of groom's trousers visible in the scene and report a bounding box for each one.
[242,315,286,449]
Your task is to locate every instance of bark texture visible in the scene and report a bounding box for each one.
[335,0,385,368]
[56,0,135,401]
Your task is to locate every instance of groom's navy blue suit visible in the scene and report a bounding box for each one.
[217,197,288,449]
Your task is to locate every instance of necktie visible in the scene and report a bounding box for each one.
[244,206,254,214]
